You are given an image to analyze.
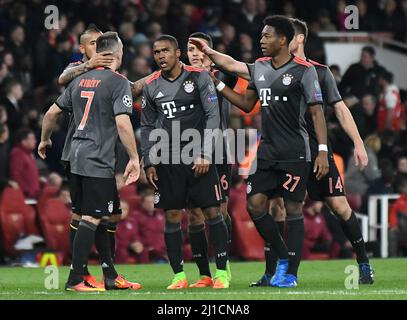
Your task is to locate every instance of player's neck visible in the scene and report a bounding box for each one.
[294,47,306,60]
[272,50,292,68]
[162,61,183,80]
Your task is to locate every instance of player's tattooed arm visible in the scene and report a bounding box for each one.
[57,51,114,86]
[38,104,63,159]
[213,76,258,113]
[130,75,149,98]
[189,37,250,80]
[309,104,329,180]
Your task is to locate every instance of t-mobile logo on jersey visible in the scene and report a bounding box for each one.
[259,88,272,107]
[161,101,195,119]
[161,101,177,119]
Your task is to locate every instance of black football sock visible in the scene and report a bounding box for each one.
[70,219,90,276]
[189,224,211,277]
[107,222,117,261]
[95,220,118,279]
[225,214,233,246]
[286,213,304,277]
[164,222,184,274]
[252,212,288,260]
[68,220,97,286]
[207,215,228,271]
[340,211,369,264]
[265,221,284,275]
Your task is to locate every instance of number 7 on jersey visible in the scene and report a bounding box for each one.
[78,91,95,130]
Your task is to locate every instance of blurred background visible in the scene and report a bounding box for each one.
[0,0,406,267]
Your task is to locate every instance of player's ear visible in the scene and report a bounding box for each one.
[176,48,181,58]
[298,34,305,45]
[79,44,85,55]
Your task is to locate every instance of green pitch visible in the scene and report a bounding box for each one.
[0,258,406,300]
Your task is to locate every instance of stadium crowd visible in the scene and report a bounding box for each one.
[0,0,407,264]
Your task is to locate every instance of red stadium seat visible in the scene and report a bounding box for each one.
[36,185,60,216]
[39,198,71,262]
[229,184,264,260]
[0,187,39,256]
[119,185,138,200]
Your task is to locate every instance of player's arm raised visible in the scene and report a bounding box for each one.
[323,67,368,169]
[189,37,250,80]
[302,66,329,180]
[211,74,258,113]
[140,86,159,189]
[58,51,114,86]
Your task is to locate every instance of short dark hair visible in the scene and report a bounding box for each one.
[263,15,295,44]
[154,34,179,49]
[96,31,120,53]
[290,18,308,43]
[79,24,102,44]
[362,46,375,57]
[16,128,33,144]
[380,69,394,83]
[189,32,213,48]
[4,78,21,94]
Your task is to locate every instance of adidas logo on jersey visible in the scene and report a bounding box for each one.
[156,91,164,98]
[258,75,265,81]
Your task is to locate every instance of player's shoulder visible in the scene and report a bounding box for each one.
[293,56,314,68]
[307,58,328,69]
[253,56,272,67]
[145,70,162,86]
[183,64,206,74]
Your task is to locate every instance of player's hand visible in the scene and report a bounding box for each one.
[123,157,140,185]
[37,139,52,159]
[314,151,329,180]
[188,38,213,55]
[192,157,210,177]
[145,166,158,189]
[130,241,144,254]
[354,142,368,170]
[87,51,114,69]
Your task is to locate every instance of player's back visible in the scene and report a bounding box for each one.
[68,68,133,178]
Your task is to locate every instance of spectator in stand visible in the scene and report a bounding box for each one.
[379,0,406,42]
[58,180,71,206]
[318,9,337,32]
[9,128,40,199]
[377,70,405,133]
[115,200,147,264]
[304,20,326,64]
[389,177,407,256]
[0,122,18,191]
[393,154,407,192]
[339,46,386,99]
[303,201,332,259]
[1,78,24,140]
[345,134,381,197]
[349,93,378,140]
[330,64,341,85]
[127,56,151,82]
[134,188,167,263]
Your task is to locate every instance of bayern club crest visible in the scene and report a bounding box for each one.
[108,201,114,213]
[246,182,252,194]
[282,74,294,86]
[154,192,160,204]
[183,80,195,93]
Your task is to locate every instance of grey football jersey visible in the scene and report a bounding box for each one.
[60,61,82,162]
[55,68,133,178]
[306,59,343,160]
[141,64,220,167]
[246,55,323,162]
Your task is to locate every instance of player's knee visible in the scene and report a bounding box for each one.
[326,197,352,219]
[71,213,81,222]
[202,206,221,220]
[220,203,228,220]
[165,210,183,224]
[109,214,121,223]
[189,208,205,226]
[270,198,286,221]
[247,202,265,219]
[81,215,101,226]
[283,199,302,213]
